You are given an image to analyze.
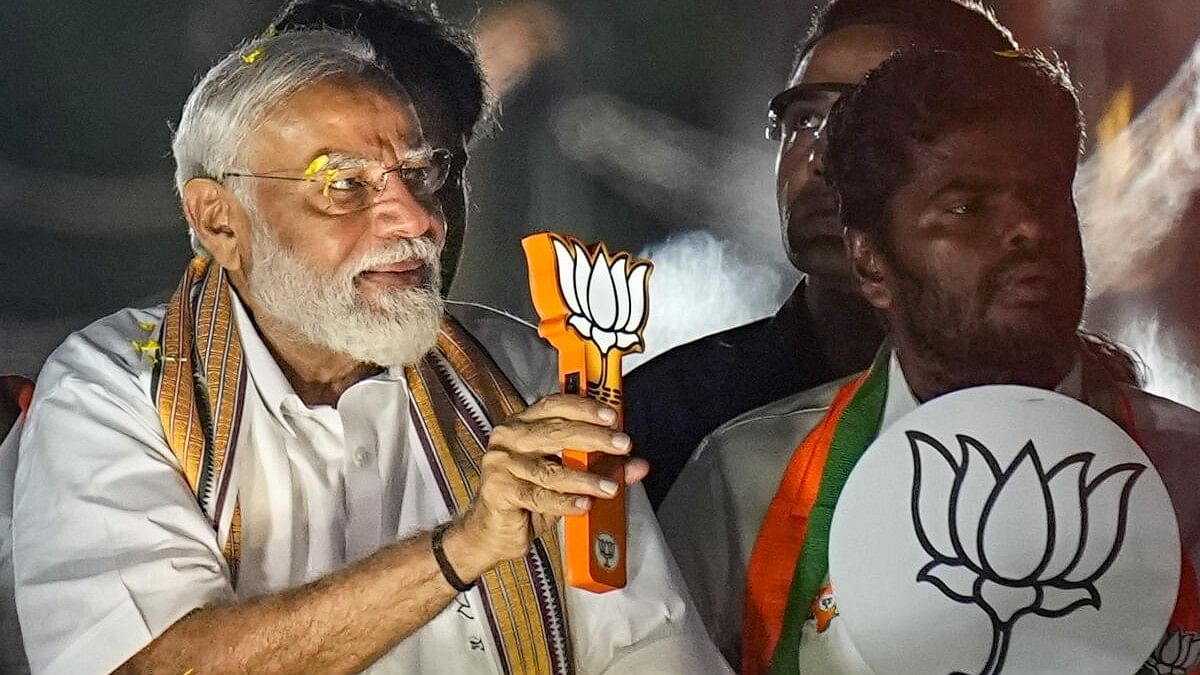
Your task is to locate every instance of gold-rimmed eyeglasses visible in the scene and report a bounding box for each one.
[222,148,452,215]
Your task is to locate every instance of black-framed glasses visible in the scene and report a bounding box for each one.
[765,82,856,143]
[223,148,452,215]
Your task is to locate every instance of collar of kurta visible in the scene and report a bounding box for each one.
[150,256,577,675]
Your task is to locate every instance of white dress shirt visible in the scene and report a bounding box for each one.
[13,299,729,675]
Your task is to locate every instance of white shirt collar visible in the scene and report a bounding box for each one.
[228,289,408,426]
[880,348,1083,434]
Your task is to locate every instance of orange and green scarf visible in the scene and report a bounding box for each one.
[151,256,575,675]
[743,347,1200,675]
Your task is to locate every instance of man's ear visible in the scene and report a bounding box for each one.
[845,228,893,311]
[182,178,248,273]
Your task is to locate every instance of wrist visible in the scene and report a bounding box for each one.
[437,520,491,588]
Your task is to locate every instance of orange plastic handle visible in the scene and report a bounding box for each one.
[522,232,651,592]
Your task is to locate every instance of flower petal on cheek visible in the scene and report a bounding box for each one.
[587,254,618,329]
[554,239,583,314]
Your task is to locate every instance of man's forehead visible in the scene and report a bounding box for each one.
[907,121,1075,186]
[250,79,427,165]
[789,23,917,88]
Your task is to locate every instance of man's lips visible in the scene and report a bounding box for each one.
[787,199,842,241]
[357,260,429,289]
[991,262,1062,306]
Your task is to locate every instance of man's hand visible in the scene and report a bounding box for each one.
[444,394,649,580]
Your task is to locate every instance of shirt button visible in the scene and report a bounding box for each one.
[352,447,372,467]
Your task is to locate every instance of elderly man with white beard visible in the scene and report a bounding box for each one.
[10,30,728,675]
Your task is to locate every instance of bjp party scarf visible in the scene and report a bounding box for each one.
[742,346,1200,675]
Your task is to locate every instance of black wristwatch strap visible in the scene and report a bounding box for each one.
[432,521,475,592]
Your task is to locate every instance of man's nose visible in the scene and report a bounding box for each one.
[1002,207,1048,250]
[807,130,829,177]
[369,178,444,243]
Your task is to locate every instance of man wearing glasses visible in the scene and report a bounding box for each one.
[11,30,727,675]
[625,0,1018,510]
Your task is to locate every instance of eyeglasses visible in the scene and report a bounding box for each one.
[222,148,452,215]
[765,82,856,145]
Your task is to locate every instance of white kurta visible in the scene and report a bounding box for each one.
[12,300,730,675]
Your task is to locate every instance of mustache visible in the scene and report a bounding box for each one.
[980,248,1066,300]
[350,236,441,278]
[789,187,838,220]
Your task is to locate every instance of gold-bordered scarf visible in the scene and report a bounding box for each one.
[151,256,574,675]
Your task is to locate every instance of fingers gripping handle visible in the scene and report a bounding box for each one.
[522,232,652,593]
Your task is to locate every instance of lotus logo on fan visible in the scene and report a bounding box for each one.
[595,532,619,571]
[1140,630,1200,675]
[551,238,650,356]
[908,430,1145,675]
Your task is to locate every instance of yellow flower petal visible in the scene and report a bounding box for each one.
[304,155,331,180]
[132,339,162,366]
[137,320,157,333]
[241,47,266,65]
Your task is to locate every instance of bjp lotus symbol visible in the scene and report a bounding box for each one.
[908,430,1145,675]
[1140,631,1200,675]
[551,238,650,405]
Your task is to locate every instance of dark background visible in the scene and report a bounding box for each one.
[3,0,1198,405]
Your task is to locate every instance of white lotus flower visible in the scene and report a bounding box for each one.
[552,238,650,354]
[910,431,1146,675]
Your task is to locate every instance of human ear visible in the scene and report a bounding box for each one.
[182,178,248,273]
[845,228,892,311]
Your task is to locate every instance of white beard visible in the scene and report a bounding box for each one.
[246,223,443,367]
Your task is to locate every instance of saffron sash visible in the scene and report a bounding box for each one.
[152,256,574,675]
[743,347,1200,675]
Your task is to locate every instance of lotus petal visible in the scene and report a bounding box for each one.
[908,431,959,560]
[1180,634,1200,662]
[573,244,591,315]
[554,239,583,314]
[1065,463,1145,583]
[593,328,617,354]
[916,560,975,603]
[1040,453,1092,579]
[1036,585,1099,617]
[624,263,649,331]
[587,254,619,329]
[611,257,631,329]
[978,578,1038,624]
[568,314,592,340]
[979,442,1052,582]
[615,332,641,350]
[1181,632,1200,667]
[954,435,1003,570]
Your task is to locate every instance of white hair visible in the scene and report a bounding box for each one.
[171,29,403,254]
